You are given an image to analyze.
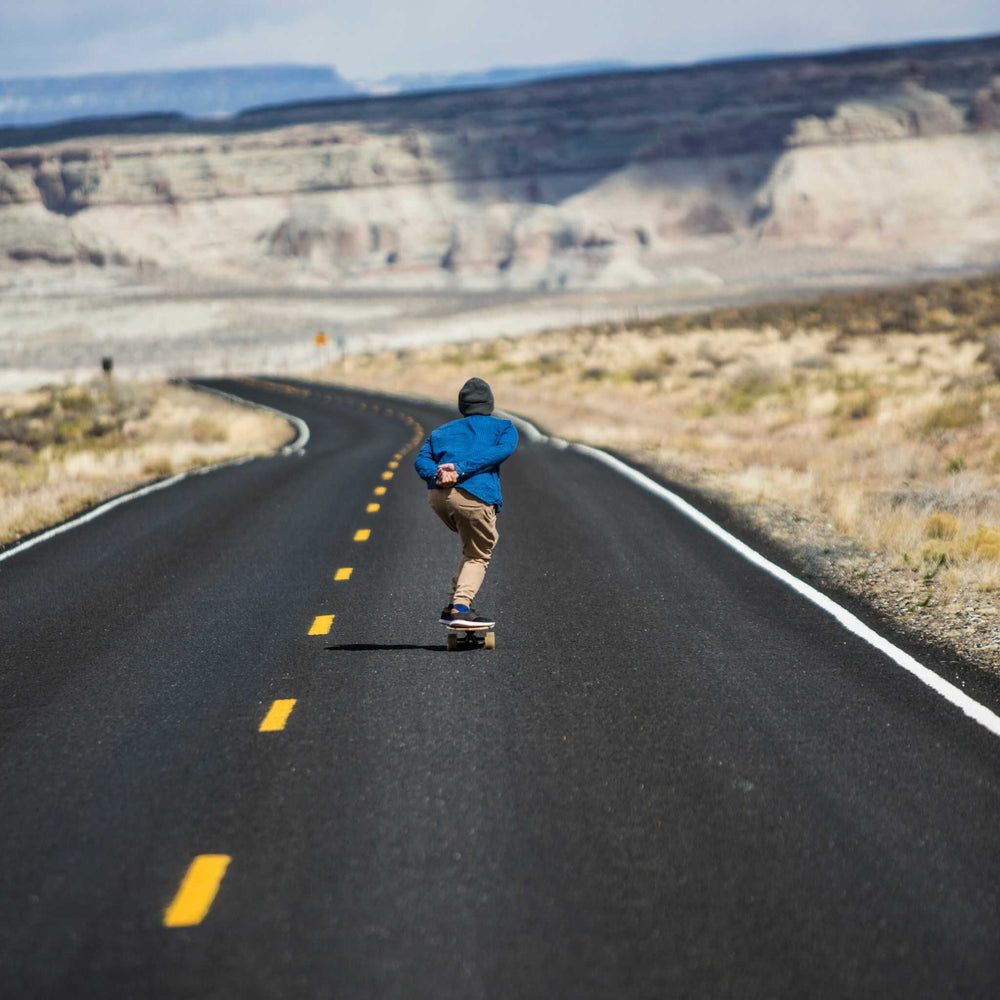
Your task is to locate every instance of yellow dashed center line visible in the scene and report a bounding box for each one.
[309,614,335,635]
[163,855,231,928]
[259,699,297,732]
[164,403,432,932]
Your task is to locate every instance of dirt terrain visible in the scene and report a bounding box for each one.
[0,379,291,544]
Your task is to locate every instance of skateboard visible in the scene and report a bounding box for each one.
[445,624,496,651]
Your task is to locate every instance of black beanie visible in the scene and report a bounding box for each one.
[458,377,494,416]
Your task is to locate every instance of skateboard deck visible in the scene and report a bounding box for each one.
[445,624,496,651]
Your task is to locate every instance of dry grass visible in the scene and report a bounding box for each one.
[0,379,293,545]
[319,273,1000,673]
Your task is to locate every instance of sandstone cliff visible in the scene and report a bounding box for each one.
[1,35,999,292]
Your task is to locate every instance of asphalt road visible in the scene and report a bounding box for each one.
[1,376,998,999]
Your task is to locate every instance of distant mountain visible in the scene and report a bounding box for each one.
[0,65,358,128]
[0,61,634,128]
[354,61,633,96]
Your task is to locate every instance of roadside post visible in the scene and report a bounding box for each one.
[315,332,330,367]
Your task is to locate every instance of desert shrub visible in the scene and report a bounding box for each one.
[85,417,119,440]
[977,332,1000,380]
[630,366,661,384]
[926,512,959,540]
[924,307,957,331]
[142,457,174,477]
[923,398,982,433]
[440,348,466,366]
[57,386,96,412]
[696,341,731,368]
[529,354,565,376]
[58,493,98,518]
[722,366,777,414]
[580,367,607,381]
[54,417,89,444]
[849,392,878,420]
[921,549,949,580]
[0,416,32,446]
[963,525,1000,561]
[3,444,34,466]
[795,356,831,370]
[191,416,228,444]
[26,400,55,419]
[834,389,879,420]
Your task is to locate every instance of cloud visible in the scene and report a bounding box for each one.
[1,0,997,80]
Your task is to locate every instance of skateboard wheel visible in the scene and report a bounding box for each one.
[484,632,496,650]
[447,633,458,651]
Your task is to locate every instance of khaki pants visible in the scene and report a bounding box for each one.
[428,487,499,607]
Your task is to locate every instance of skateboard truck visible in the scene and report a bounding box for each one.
[445,625,496,651]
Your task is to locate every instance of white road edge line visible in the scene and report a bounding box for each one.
[0,381,311,566]
[504,412,1000,739]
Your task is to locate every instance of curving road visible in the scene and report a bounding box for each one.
[1,377,998,999]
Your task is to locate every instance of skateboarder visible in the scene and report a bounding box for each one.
[414,377,518,628]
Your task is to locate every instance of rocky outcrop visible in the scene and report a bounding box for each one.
[787,84,966,145]
[972,77,1000,130]
[751,132,1000,246]
[33,156,103,215]
[0,205,120,264]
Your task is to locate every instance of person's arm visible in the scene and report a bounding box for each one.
[413,437,439,485]
[455,423,519,479]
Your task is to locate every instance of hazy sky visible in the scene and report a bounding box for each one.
[1,0,997,80]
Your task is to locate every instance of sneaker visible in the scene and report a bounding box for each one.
[446,605,495,629]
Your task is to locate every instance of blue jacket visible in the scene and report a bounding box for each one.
[414,414,518,509]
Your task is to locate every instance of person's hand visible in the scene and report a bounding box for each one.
[435,463,458,486]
